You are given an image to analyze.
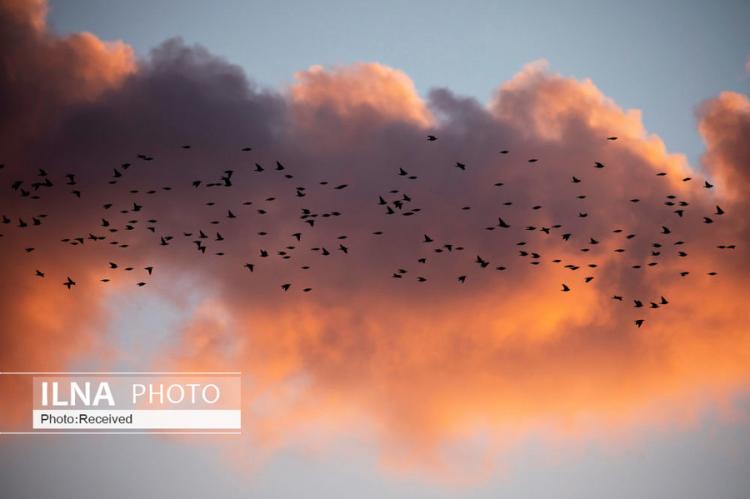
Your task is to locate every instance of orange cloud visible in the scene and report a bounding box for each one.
[0,0,134,149]
[698,91,750,202]
[165,64,750,475]
[291,62,433,128]
[1,1,749,479]
[0,0,134,427]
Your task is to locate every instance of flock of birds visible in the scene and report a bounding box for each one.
[1,134,734,328]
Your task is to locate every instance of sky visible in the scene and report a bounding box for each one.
[1,0,750,497]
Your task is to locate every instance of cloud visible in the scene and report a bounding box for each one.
[0,0,134,149]
[698,91,750,202]
[291,62,433,128]
[2,0,750,477]
[0,0,134,428]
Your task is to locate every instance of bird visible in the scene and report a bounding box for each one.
[561,284,570,292]
[427,135,437,141]
[635,319,644,328]
[63,277,76,289]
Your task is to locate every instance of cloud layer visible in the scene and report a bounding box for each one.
[1,0,749,476]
